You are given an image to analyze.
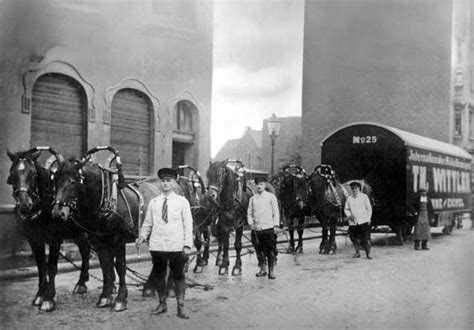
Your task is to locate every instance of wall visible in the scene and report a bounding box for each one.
[302,0,453,169]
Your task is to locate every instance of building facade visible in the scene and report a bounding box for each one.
[0,0,213,254]
[302,0,458,169]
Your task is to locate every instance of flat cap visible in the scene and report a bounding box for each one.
[157,167,178,180]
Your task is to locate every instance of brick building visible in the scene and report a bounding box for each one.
[301,0,472,169]
[0,0,213,254]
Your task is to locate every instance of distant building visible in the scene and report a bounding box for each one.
[261,116,303,175]
[0,0,213,254]
[216,116,303,176]
[214,127,264,171]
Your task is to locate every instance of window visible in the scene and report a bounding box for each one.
[174,100,193,132]
[470,107,474,139]
[455,111,462,137]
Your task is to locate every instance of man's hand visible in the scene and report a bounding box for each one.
[135,236,146,247]
[182,246,191,256]
[274,226,283,234]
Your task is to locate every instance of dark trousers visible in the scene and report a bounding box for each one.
[252,228,276,269]
[150,251,187,296]
[349,223,371,252]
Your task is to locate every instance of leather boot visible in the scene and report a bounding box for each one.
[421,241,429,250]
[352,242,360,258]
[268,253,275,280]
[364,242,372,260]
[255,256,267,277]
[175,280,189,319]
[414,240,420,250]
[151,294,167,315]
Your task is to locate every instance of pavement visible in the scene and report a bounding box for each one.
[0,228,328,282]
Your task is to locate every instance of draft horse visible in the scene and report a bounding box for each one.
[206,160,251,275]
[175,165,217,273]
[274,165,311,254]
[308,164,348,254]
[6,147,90,312]
[51,146,161,311]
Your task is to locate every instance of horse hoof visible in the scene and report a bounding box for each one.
[39,300,56,312]
[112,301,127,312]
[231,266,242,276]
[96,298,112,308]
[286,247,294,254]
[201,260,208,266]
[142,288,156,298]
[218,266,228,275]
[194,266,203,273]
[32,296,44,306]
[73,284,88,294]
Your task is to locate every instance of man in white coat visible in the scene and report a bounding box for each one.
[137,167,193,319]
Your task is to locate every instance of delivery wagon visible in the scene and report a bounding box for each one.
[321,122,472,242]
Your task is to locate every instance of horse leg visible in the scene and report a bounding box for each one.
[194,232,203,273]
[96,246,114,308]
[28,237,48,307]
[232,226,243,276]
[328,219,337,254]
[320,220,329,254]
[287,219,295,254]
[219,230,230,275]
[296,217,304,254]
[202,229,210,266]
[112,241,127,312]
[40,239,61,312]
[73,234,90,294]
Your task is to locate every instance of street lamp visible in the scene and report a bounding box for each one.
[267,113,282,177]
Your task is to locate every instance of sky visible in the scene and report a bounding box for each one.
[211,0,305,157]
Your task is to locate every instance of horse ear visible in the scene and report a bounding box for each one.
[31,150,41,161]
[7,150,16,161]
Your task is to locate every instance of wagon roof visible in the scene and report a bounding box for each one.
[321,121,472,160]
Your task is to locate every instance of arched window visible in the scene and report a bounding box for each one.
[174,100,193,132]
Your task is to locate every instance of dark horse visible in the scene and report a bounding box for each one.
[51,147,161,311]
[308,164,348,254]
[274,165,311,254]
[206,160,251,275]
[175,165,217,273]
[6,147,90,312]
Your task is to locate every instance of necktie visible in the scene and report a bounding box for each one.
[162,197,168,223]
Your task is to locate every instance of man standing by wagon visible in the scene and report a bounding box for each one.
[137,167,193,319]
[344,181,373,259]
[413,188,432,250]
[248,176,280,279]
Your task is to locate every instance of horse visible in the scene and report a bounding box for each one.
[206,160,251,275]
[50,147,161,312]
[273,165,311,254]
[6,147,90,312]
[308,164,348,254]
[175,165,217,273]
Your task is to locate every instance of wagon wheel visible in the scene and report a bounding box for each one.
[395,224,412,245]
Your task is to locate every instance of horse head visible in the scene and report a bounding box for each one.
[51,156,91,222]
[309,164,346,209]
[279,165,309,210]
[7,147,59,220]
[206,160,244,209]
[7,149,42,217]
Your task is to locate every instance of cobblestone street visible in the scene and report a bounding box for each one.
[1,228,473,329]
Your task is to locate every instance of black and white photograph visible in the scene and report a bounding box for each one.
[0,0,473,329]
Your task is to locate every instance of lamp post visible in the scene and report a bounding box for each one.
[267,113,282,178]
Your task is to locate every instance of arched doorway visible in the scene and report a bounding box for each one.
[31,73,88,161]
[111,88,153,176]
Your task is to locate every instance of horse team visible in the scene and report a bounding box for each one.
[6,146,350,312]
